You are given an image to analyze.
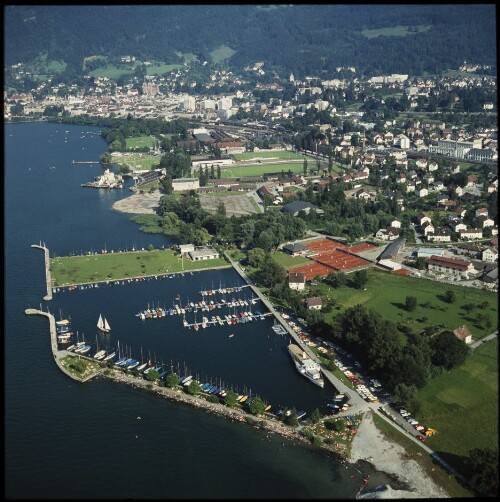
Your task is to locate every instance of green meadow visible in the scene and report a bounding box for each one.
[270,250,313,269]
[221,162,308,178]
[315,268,498,339]
[146,62,182,75]
[50,249,229,286]
[361,24,431,39]
[210,45,236,63]
[415,338,498,477]
[232,151,304,161]
[113,153,160,170]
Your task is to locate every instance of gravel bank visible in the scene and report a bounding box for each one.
[112,191,162,214]
[350,411,449,498]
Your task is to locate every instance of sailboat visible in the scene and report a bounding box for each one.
[97,313,111,333]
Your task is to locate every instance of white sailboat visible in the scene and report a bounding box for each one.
[97,313,111,333]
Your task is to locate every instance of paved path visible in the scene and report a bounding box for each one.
[470,330,498,349]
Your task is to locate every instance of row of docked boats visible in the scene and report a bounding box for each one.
[136,297,259,320]
[183,311,267,329]
[199,285,248,296]
[56,315,73,344]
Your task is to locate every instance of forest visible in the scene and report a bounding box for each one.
[5,5,496,78]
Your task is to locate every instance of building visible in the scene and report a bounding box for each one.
[427,227,451,243]
[378,238,405,261]
[427,255,474,279]
[179,244,195,255]
[281,200,324,217]
[282,242,308,256]
[428,138,482,159]
[171,178,200,191]
[452,325,473,344]
[288,271,306,290]
[188,245,219,261]
[304,297,322,310]
[417,247,445,259]
[459,228,483,240]
[482,247,498,263]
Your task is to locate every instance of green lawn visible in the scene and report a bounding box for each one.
[89,64,136,80]
[361,24,431,39]
[146,62,182,75]
[125,136,156,150]
[270,250,313,269]
[315,268,498,339]
[415,338,498,478]
[232,151,304,161]
[50,249,229,286]
[220,162,307,178]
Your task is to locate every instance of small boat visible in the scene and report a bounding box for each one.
[127,360,140,370]
[229,334,234,338]
[94,350,106,360]
[103,351,116,361]
[137,362,148,372]
[66,344,76,351]
[114,357,128,366]
[265,405,271,412]
[78,345,92,354]
[97,314,111,333]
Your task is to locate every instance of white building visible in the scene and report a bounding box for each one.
[188,245,219,261]
[171,178,200,191]
[482,247,498,263]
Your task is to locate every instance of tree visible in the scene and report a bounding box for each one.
[309,408,321,424]
[468,447,499,497]
[146,369,159,381]
[224,390,238,408]
[352,269,368,289]
[187,380,202,395]
[405,296,417,312]
[249,396,266,416]
[430,331,470,370]
[443,290,456,304]
[303,157,308,176]
[165,373,179,388]
[284,408,298,427]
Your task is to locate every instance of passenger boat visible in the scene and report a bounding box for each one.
[287,344,324,388]
[97,314,111,333]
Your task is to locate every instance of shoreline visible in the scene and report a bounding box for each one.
[349,411,450,498]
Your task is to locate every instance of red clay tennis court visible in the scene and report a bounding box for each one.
[313,249,370,271]
[304,238,347,253]
[288,262,333,281]
[349,242,378,253]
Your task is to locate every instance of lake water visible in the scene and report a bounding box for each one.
[5,122,392,498]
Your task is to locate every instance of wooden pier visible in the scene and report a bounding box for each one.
[24,308,100,383]
[71,160,99,164]
[31,242,52,301]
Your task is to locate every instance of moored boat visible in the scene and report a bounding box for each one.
[287,344,324,388]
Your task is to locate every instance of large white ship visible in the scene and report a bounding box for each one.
[287,344,324,388]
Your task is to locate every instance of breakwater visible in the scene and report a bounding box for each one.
[31,243,52,300]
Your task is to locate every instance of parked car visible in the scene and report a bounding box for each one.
[417,435,426,442]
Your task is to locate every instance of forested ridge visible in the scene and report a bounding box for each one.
[5,4,496,77]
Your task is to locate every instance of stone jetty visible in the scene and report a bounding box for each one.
[31,243,52,301]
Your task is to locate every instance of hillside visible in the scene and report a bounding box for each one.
[4,5,497,77]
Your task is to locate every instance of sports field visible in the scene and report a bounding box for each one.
[220,162,306,178]
[50,249,229,286]
[232,151,304,161]
[125,136,156,150]
[112,153,159,171]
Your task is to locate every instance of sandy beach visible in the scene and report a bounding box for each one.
[112,191,162,214]
[350,411,449,498]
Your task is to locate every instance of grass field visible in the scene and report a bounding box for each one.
[210,45,236,63]
[50,249,229,285]
[220,162,307,178]
[89,64,136,80]
[361,24,431,39]
[113,153,160,171]
[415,338,498,478]
[314,268,498,339]
[270,250,313,269]
[232,151,304,161]
[125,136,156,150]
[146,62,182,75]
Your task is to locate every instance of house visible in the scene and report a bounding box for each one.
[419,212,432,226]
[288,271,306,290]
[459,228,483,240]
[304,297,323,310]
[479,216,495,228]
[397,173,407,184]
[482,247,498,263]
[455,207,467,219]
[416,187,428,197]
[282,242,308,256]
[416,158,427,170]
[466,174,478,187]
[475,207,488,218]
[422,221,435,237]
[376,227,401,241]
[453,325,473,344]
[391,219,401,229]
[427,227,451,243]
[427,255,475,279]
[188,245,219,261]
[428,161,439,172]
[453,222,467,233]
[179,244,195,255]
[423,173,435,185]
